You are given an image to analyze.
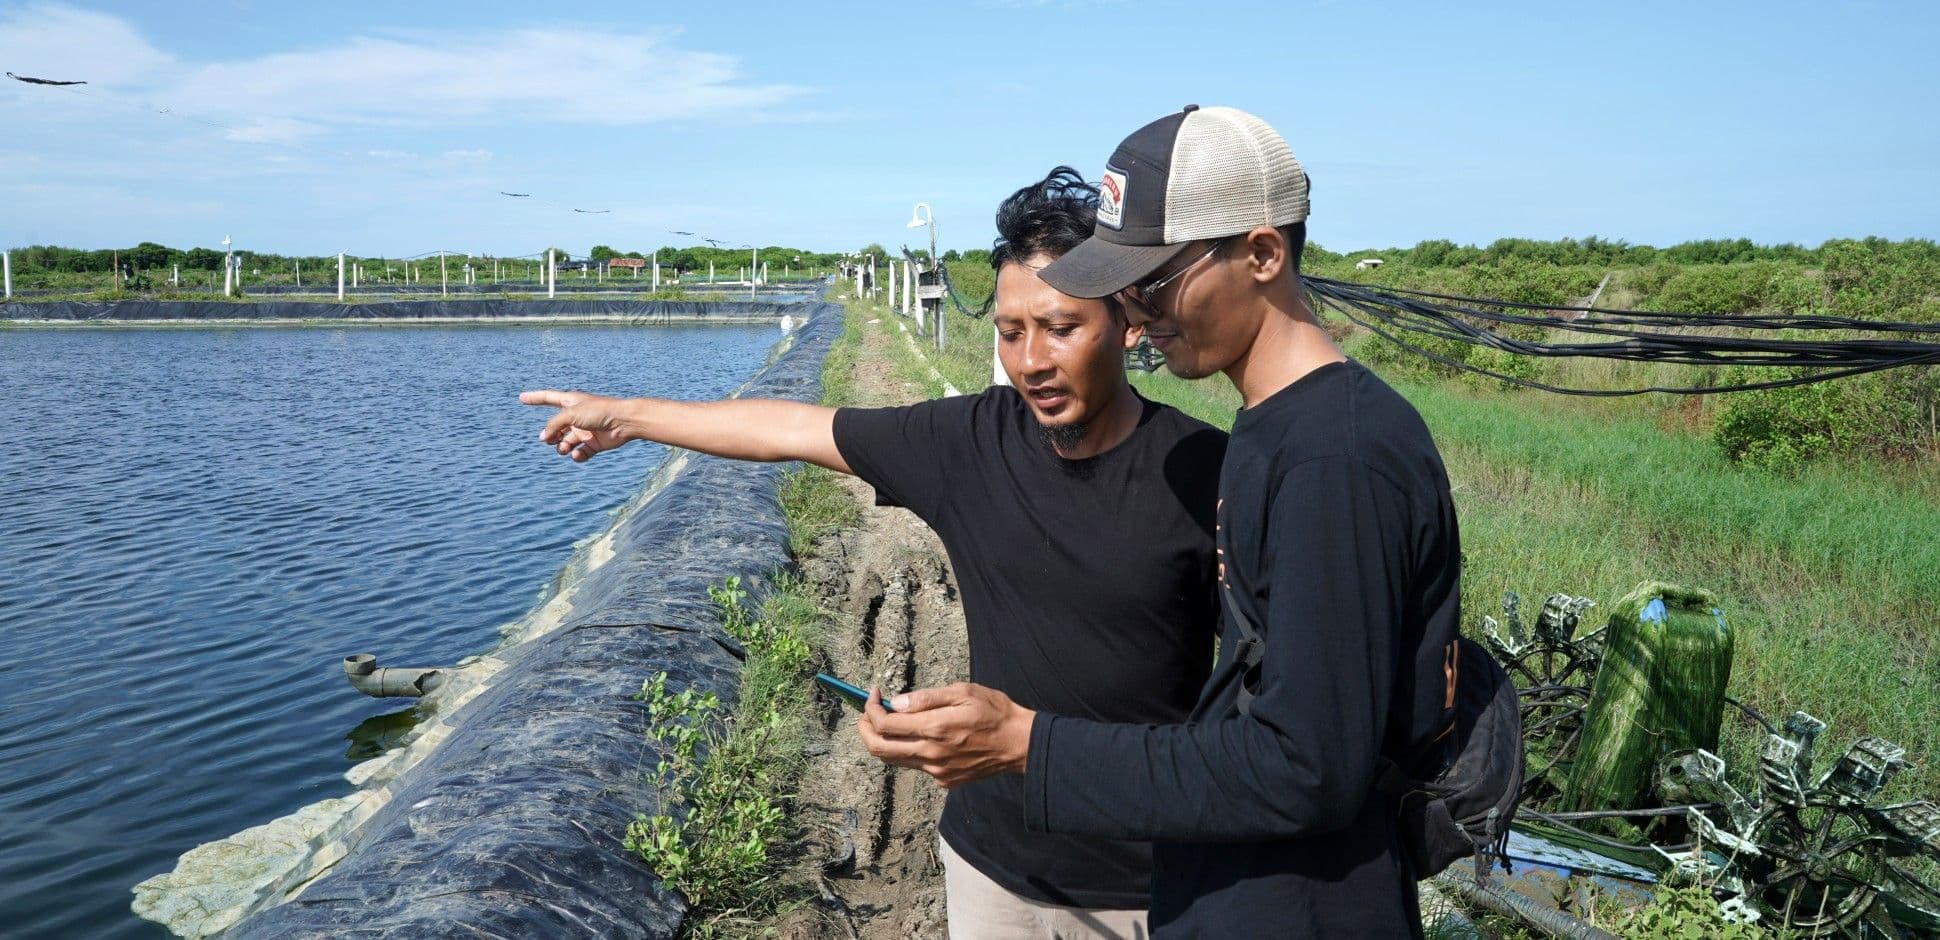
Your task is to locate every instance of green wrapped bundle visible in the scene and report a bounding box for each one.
[1562,581,1733,813]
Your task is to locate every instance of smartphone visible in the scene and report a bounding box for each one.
[814,672,893,712]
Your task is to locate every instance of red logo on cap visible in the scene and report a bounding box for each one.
[1098,167,1127,230]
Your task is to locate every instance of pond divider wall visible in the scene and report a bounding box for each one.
[130,301,840,937]
[2,298,816,323]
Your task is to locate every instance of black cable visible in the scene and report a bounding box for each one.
[1304,277,1940,396]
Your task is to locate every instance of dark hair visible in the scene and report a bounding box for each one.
[990,166,1099,270]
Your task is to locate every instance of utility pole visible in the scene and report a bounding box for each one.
[337,252,345,301]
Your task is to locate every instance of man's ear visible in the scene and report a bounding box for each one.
[1241,225,1288,284]
[1123,321,1144,350]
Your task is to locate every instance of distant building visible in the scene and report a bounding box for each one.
[1355,258,1385,270]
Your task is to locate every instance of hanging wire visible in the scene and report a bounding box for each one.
[1304,276,1940,396]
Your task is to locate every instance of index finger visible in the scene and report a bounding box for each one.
[519,389,576,408]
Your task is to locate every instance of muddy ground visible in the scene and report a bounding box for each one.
[776,315,966,939]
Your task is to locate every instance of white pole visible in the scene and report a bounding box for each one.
[903,259,914,316]
[761,261,769,284]
[547,249,556,298]
[750,247,758,301]
[294,259,300,288]
[2,250,10,300]
[222,236,234,297]
[172,263,179,287]
[440,250,448,296]
[653,250,660,290]
[337,252,345,301]
[887,259,897,309]
[709,260,714,284]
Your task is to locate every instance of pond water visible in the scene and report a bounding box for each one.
[0,323,781,938]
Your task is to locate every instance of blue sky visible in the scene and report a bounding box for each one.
[2,1,1935,259]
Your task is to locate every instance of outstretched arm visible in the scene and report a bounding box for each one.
[519,390,851,474]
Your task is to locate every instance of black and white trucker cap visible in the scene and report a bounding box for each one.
[1040,105,1309,299]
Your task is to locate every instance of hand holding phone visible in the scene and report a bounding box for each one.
[815,672,894,712]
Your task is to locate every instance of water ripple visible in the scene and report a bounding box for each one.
[0,323,779,938]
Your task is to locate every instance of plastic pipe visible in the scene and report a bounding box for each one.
[343,654,445,698]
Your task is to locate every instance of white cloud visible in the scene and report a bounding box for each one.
[441,148,492,162]
[2,5,811,140]
[165,27,807,130]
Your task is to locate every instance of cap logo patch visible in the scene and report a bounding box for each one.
[1098,165,1127,230]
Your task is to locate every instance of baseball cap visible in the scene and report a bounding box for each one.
[1040,105,1309,299]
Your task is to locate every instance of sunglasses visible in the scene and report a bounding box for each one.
[1123,240,1224,316]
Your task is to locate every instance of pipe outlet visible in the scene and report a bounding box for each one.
[343,653,445,697]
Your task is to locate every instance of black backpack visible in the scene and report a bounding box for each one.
[1222,587,1523,880]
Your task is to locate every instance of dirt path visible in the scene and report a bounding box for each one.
[780,313,966,939]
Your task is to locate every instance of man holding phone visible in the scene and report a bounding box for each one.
[525,167,1227,938]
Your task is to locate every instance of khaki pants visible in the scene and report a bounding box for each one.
[940,837,1149,940]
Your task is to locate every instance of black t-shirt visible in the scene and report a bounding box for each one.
[833,386,1226,909]
[1022,360,1462,937]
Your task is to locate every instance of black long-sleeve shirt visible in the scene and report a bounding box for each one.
[1023,360,1462,937]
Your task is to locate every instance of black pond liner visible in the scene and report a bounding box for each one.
[1,298,815,321]
[227,302,840,938]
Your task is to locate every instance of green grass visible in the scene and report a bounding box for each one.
[1406,373,1940,787]
[818,296,862,407]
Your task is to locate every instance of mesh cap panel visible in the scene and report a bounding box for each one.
[1164,107,1308,243]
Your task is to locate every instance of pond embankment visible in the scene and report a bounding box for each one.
[130,302,839,937]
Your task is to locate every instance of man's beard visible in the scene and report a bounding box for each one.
[1038,421,1090,454]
